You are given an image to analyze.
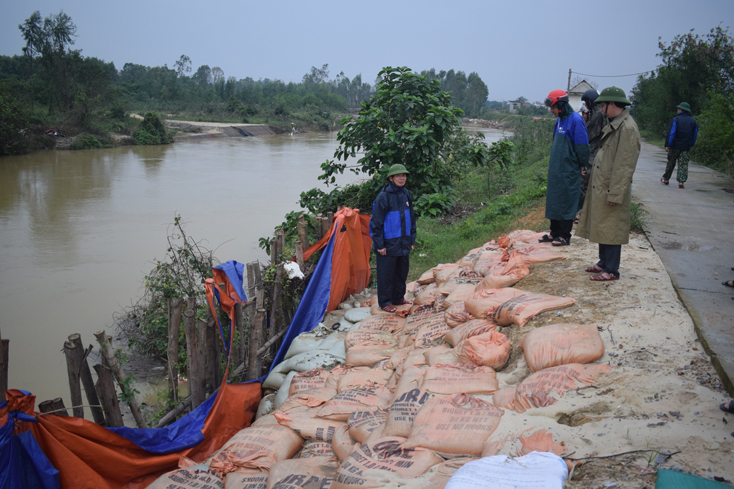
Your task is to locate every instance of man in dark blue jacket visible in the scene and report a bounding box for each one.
[370,164,416,313]
[662,102,698,189]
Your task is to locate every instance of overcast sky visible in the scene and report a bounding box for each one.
[1,0,732,102]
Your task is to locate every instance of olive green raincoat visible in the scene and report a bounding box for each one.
[576,109,641,245]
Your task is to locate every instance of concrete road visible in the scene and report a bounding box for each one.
[632,141,734,395]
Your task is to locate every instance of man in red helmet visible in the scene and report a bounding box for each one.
[539,89,590,246]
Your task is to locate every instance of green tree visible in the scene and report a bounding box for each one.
[174,54,192,78]
[0,83,29,155]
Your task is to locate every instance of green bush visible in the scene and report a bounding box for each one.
[70,133,106,150]
[132,111,171,145]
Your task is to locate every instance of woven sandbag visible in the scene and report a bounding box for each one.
[514,363,613,413]
[289,368,331,396]
[444,303,474,328]
[473,252,504,277]
[223,469,268,489]
[267,456,339,489]
[444,318,498,347]
[511,245,565,265]
[382,386,436,438]
[474,254,530,291]
[423,345,459,366]
[344,330,397,350]
[455,331,511,369]
[463,288,526,319]
[411,313,451,348]
[331,424,358,463]
[147,468,223,489]
[332,437,443,489]
[297,439,336,459]
[490,293,576,327]
[421,362,498,395]
[434,263,460,286]
[335,366,393,392]
[208,424,303,474]
[317,385,392,421]
[492,386,517,410]
[275,387,337,414]
[345,340,398,367]
[520,323,604,372]
[516,429,567,457]
[348,408,389,443]
[274,407,345,442]
[402,394,504,457]
[358,314,406,334]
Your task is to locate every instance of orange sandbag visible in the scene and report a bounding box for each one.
[208,424,303,475]
[358,314,406,334]
[455,331,511,369]
[444,303,474,328]
[267,456,339,489]
[443,283,478,305]
[474,254,530,291]
[463,288,526,319]
[345,330,397,350]
[345,340,398,367]
[276,387,337,413]
[382,387,436,438]
[516,429,567,456]
[490,292,577,327]
[370,301,411,316]
[223,469,268,489]
[347,408,389,443]
[336,366,393,392]
[422,458,478,489]
[147,468,223,489]
[395,349,428,377]
[416,268,436,285]
[412,313,451,348]
[511,245,565,265]
[421,362,498,395]
[331,424,358,463]
[520,323,605,372]
[505,229,547,246]
[318,385,392,421]
[289,368,330,396]
[514,363,613,413]
[402,394,504,456]
[324,366,348,390]
[297,439,336,458]
[332,437,443,489]
[473,252,504,276]
[434,263,460,286]
[274,408,345,442]
[390,366,426,396]
[423,345,459,366]
[492,386,517,410]
[385,347,411,371]
[444,318,498,347]
[457,247,484,268]
[414,283,440,306]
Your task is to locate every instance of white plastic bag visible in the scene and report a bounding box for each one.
[445,452,568,489]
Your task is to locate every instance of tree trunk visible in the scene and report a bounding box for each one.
[93,363,123,427]
[67,334,105,424]
[167,298,184,404]
[38,398,68,416]
[63,339,84,418]
[184,298,203,409]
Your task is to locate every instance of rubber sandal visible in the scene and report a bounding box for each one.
[590,272,619,282]
[660,178,669,185]
[679,183,685,189]
[585,265,604,273]
[393,299,413,305]
[381,305,397,313]
[538,234,554,243]
[552,237,570,247]
[723,280,734,288]
[720,401,734,413]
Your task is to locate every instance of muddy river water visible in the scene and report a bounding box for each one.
[0,128,508,410]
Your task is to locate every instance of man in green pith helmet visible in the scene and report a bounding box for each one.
[661,102,698,189]
[370,164,416,313]
[576,86,640,282]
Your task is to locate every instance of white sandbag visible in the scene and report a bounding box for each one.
[337,321,362,332]
[256,393,276,419]
[318,331,347,351]
[293,352,344,372]
[327,338,348,360]
[344,307,372,323]
[263,370,287,391]
[274,371,299,409]
[285,324,334,360]
[445,452,568,489]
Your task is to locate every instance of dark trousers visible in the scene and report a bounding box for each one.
[550,219,573,241]
[597,244,622,277]
[376,254,409,308]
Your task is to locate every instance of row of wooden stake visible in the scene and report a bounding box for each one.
[19,212,335,428]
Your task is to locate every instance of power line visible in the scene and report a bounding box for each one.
[572,70,655,78]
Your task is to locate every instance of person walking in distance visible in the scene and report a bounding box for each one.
[370,164,416,313]
[661,102,698,189]
[576,87,641,282]
[538,89,590,246]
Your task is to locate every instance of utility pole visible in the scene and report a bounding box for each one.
[567,69,572,92]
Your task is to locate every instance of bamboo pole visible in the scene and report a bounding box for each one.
[297,213,309,250]
[93,331,147,428]
[0,338,8,398]
[63,339,84,418]
[68,334,105,424]
[93,364,123,427]
[247,301,264,382]
[184,298,203,409]
[155,396,192,428]
[196,317,207,397]
[167,298,183,404]
[235,302,244,376]
[205,310,219,392]
[38,398,68,416]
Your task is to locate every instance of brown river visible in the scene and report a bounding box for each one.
[0,128,507,411]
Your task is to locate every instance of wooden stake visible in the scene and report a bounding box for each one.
[297,213,309,250]
[247,302,264,382]
[167,298,183,404]
[196,317,207,397]
[93,331,147,428]
[235,302,244,377]
[205,311,219,392]
[295,240,304,270]
[93,364,123,427]
[321,216,330,238]
[0,338,8,399]
[184,298,203,409]
[63,339,84,418]
[38,398,68,416]
[68,334,105,425]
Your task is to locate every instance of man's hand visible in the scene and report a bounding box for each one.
[607,201,618,206]
[665,147,670,152]
[377,248,387,256]
[581,167,587,176]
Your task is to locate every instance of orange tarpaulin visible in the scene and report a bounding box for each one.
[303,208,372,312]
[11,383,260,489]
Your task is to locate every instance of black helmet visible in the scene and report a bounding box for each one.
[581,89,599,104]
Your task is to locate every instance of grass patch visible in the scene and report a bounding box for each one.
[630,202,649,233]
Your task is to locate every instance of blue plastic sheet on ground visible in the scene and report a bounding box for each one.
[656,469,731,489]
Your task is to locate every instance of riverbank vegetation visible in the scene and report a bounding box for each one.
[631,26,734,176]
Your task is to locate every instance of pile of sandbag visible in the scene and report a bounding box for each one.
[150,230,612,489]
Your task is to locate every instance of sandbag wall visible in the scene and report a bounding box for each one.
[147,229,612,489]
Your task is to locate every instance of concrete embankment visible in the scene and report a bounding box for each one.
[165,120,286,141]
